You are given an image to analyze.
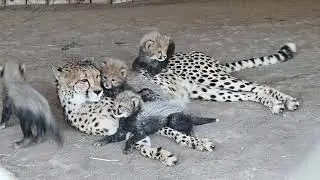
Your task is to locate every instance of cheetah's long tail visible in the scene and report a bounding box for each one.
[223,43,297,73]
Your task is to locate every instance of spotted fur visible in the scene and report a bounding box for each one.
[52,60,119,136]
[94,90,215,166]
[133,31,299,114]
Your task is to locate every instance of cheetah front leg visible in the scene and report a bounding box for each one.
[156,127,215,152]
[127,136,178,166]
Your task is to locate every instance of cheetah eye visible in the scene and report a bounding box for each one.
[111,79,115,82]
[80,79,87,82]
[103,76,107,79]
[158,51,161,54]
[96,75,100,79]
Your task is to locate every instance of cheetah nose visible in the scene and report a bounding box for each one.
[93,90,102,95]
[113,109,118,115]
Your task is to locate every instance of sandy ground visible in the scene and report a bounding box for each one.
[0,0,319,179]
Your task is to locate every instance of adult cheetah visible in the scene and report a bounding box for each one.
[132,31,299,114]
[52,59,182,165]
[52,60,119,136]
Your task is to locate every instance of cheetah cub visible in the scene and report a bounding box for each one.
[94,90,216,166]
[100,57,170,102]
[100,58,131,98]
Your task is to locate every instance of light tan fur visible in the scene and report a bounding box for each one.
[100,58,129,89]
[53,60,119,136]
[113,90,142,118]
[139,31,171,61]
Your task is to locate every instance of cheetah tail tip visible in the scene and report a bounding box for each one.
[215,118,220,122]
[285,42,297,53]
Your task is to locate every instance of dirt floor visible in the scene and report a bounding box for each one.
[0,0,319,179]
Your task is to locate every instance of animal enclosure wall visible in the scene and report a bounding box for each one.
[0,0,133,6]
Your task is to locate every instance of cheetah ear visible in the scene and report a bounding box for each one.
[101,61,107,71]
[145,40,154,50]
[0,65,3,77]
[120,68,127,78]
[51,65,62,80]
[167,38,175,59]
[131,96,141,108]
[19,63,26,75]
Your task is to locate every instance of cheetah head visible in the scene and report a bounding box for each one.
[139,31,175,62]
[112,90,143,118]
[52,60,103,105]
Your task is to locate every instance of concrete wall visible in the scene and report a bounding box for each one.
[0,0,134,6]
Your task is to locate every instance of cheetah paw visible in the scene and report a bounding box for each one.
[197,138,215,152]
[271,100,285,114]
[123,146,134,155]
[92,141,104,147]
[285,98,299,111]
[160,150,178,166]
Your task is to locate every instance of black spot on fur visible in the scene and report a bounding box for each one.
[192,144,196,149]
[94,122,99,127]
[224,82,231,85]
[240,85,245,88]
[210,95,216,99]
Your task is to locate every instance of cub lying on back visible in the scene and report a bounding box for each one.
[95,90,217,166]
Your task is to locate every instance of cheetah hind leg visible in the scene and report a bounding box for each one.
[134,137,178,166]
[201,74,299,112]
[156,127,215,152]
[187,84,287,114]
[261,87,299,111]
